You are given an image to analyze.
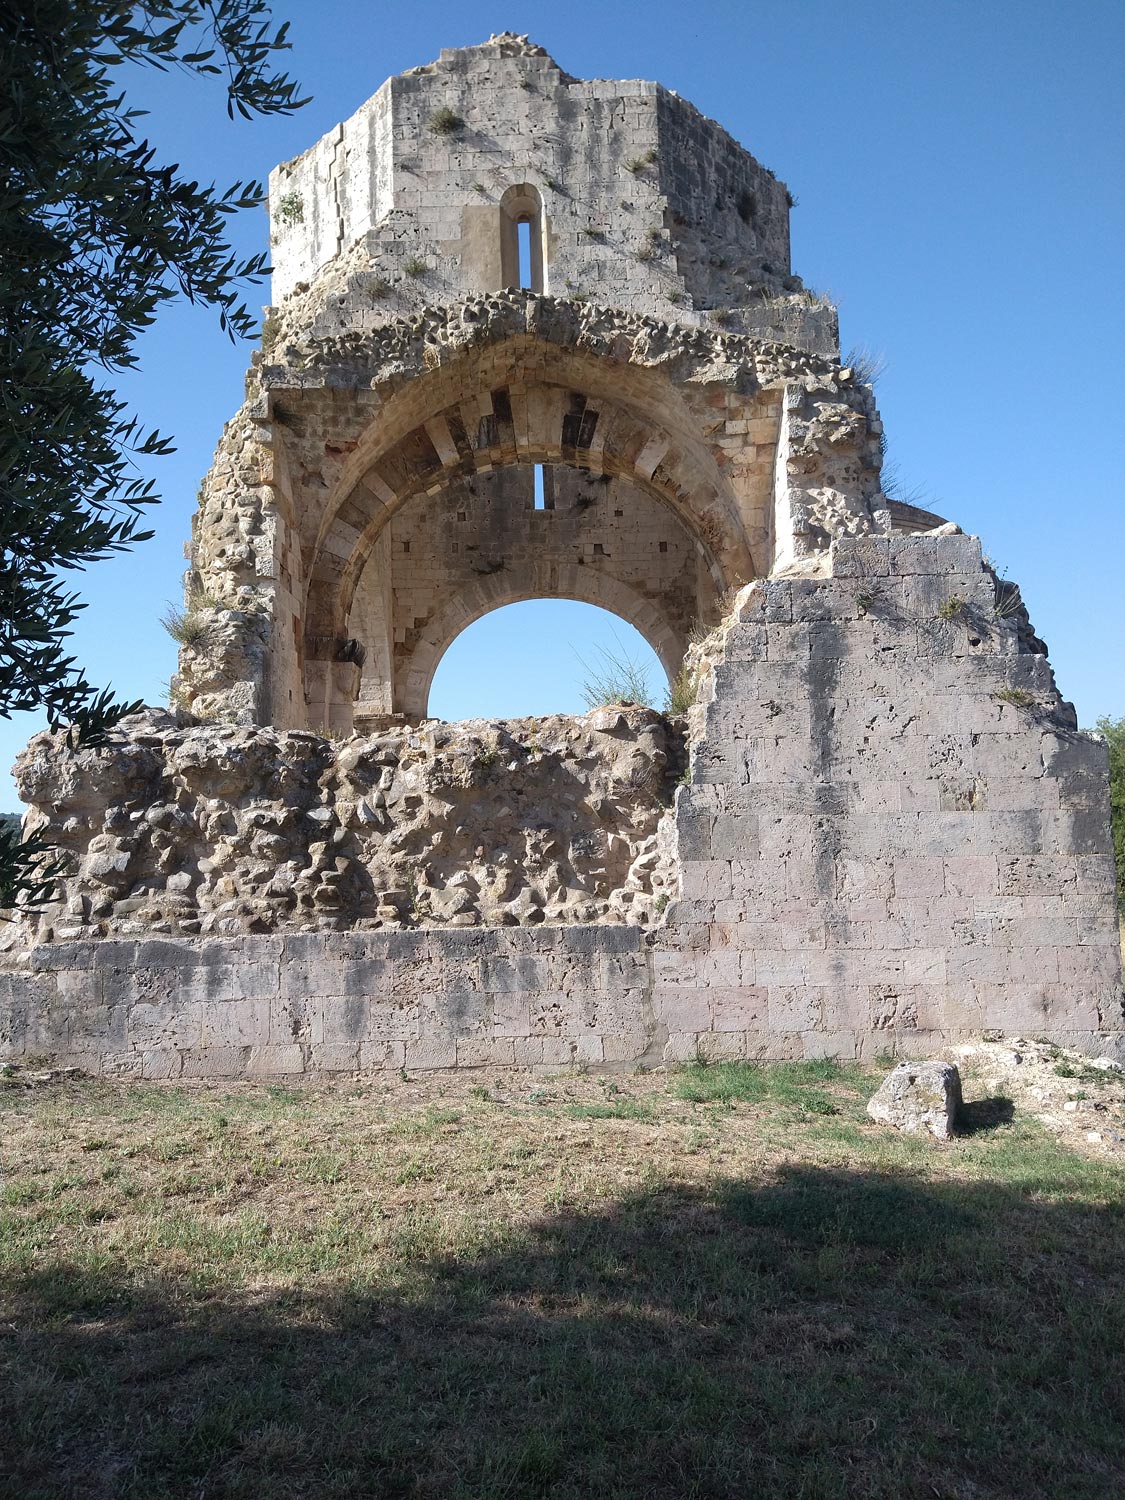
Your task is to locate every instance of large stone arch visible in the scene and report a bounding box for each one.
[395,565,683,723]
[302,336,757,615]
[298,331,760,726]
[341,447,715,724]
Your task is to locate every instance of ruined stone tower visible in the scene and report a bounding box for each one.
[177,32,868,735]
[3,36,1121,1077]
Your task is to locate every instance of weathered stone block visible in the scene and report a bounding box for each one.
[140,1047,182,1080]
[405,1036,457,1070]
[866,1061,962,1140]
[251,1043,309,1074]
[180,1046,249,1079]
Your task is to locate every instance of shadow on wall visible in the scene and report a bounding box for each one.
[3,1167,1124,1497]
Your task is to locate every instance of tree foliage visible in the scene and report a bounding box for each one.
[0,2,306,908]
[1095,715,1125,914]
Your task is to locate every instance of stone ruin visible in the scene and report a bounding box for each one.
[2,35,1120,1077]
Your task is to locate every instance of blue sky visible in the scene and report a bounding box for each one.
[4,0,1122,805]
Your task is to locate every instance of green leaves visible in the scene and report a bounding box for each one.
[0,2,306,910]
[1094,714,1125,914]
[0,821,69,913]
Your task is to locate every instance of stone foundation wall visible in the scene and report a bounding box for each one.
[0,928,656,1079]
[3,535,1120,1076]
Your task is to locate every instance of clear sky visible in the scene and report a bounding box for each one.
[4,0,1122,806]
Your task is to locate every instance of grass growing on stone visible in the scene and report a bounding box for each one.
[2,1060,1124,1498]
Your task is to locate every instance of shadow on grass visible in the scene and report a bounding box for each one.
[2,1166,1124,1499]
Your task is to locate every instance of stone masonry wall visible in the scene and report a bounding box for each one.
[0,928,657,1079]
[4,534,1120,1076]
[347,462,716,718]
[267,34,835,350]
[11,708,682,943]
[664,532,1122,1061]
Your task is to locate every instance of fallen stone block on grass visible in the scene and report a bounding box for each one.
[866,1061,963,1141]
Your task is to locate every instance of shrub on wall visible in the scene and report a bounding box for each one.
[1095,714,1125,913]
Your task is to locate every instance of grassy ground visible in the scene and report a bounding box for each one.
[2,1059,1123,1499]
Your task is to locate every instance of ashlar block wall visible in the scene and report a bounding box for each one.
[662,534,1121,1060]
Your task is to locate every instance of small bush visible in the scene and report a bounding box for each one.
[275,190,304,225]
[577,642,654,710]
[665,664,700,715]
[995,687,1034,708]
[937,595,967,621]
[427,107,463,136]
[165,680,194,713]
[161,585,221,648]
[404,256,428,278]
[843,344,887,387]
[161,605,210,649]
[992,573,1025,621]
[855,587,880,615]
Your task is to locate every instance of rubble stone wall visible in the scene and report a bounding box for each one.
[11,709,682,943]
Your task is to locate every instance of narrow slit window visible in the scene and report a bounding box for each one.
[517,219,533,288]
[533,463,545,510]
[499,184,545,293]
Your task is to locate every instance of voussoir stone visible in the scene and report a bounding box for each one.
[866,1061,963,1142]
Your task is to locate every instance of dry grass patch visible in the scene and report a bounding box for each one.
[2,1060,1124,1497]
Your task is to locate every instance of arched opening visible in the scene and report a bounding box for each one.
[499,183,546,293]
[428,601,667,721]
[343,457,712,729]
[297,333,765,734]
